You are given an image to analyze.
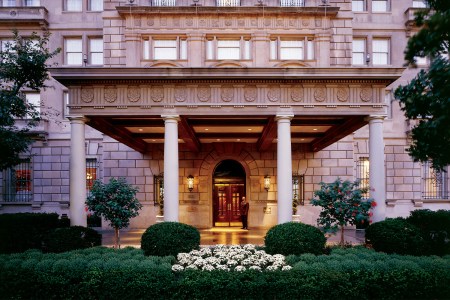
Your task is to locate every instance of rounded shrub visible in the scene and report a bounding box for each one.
[44,226,102,253]
[141,222,200,256]
[264,222,326,256]
[365,218,428,255]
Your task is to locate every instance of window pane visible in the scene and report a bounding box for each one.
[352,0,365,11]
[154,48,177,60]
[25,0,40,6]
[412,0,426,8]
[307,40,314,60]
[423,161,448,199]
[373,39,389,65]
[66,38,82,51]
[280,40,304,60]
[353,39,365,52]
[217,40,240,48]
[180,39,187,60]
[90,53,103,65]
[2,0,16,7]
[218,47,240,60]
[352,39,366,65]
[67,53,82,65]
[26,94,41,115]
[206,40,214,60]
[89,0,103,11]
[89,38,102,52]
[66,0,82,11]
[3,159,32,202]
[372,0,388,12]
[357,157,370,198]
[154,40,177,47]
[244,40,251,60]
[270,40,277,60]
[65,38,82,65]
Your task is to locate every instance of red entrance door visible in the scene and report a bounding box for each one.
[213,183,245,226]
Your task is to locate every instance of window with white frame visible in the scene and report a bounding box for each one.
[25,0,40,6]
[63,91,69,117]
[216,0,240,6]
[143,38,187,60]
[25,93,41,117]
[65,0,82,11]
[152,0,176,6]
[89,38,103,65]
[2,159,32,202]
[64,37,82,65]
[357,157,370,198]
[89,0,103,11]
[352,0,366,11]
[2,0,15,7]
[270,38,314,61]
[206,37,251,60]
[422,161,448,200]
[412,0,427,8]
[372,0,389,12]
[352,38,366,65]
[280,0,305,7]
[372,39,389,65]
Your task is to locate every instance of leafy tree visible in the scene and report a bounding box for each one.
[394,0,450,170]
[311,178,375,246]
[0,30,60,170]
[86,177,142,248]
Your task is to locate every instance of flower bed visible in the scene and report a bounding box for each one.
[172,244,292,272]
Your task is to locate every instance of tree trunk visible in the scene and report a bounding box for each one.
[340,225,345,246]
[114,227,121,249]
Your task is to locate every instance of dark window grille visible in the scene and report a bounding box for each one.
[280,0,305,7]
[356,157,370,198]
[86,158,98,195]
[216,0,241,6]
[151,0,176,6]
[2,159,32,202]
[293,174,305,206]
[154,173,164,215]
[422,161,448,199]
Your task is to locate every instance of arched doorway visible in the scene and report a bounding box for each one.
[213,159,246,227]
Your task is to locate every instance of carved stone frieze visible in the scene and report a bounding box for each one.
[290,87,304,102]
[336,87,349,102]
[160,17,167,26]
[174,86,187,102]
[251,19,257,26]
[225,19,232,26]
[244,86,257,102]
[104,86,117,103]
[197,85,211,102]
[276,19,283,27]
[221,86,234,102]
[314,85,327,102]
[238,18,245,27]
[127,86,141,103]
[199,19,206,27]
[302,18,310,27]
[315,18,322,27]
[267,85,280,102]
[81,87,94,103]
[186,17,193,26]
[147,18,154,26]
[360,86,373,102]
[151,86,164,102]
[173,17,180,27]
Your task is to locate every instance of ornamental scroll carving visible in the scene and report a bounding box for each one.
[238,19,245,27]
[197,86,211,102]
[186,17,193,26]
[174,86,187,102]
[360,86,373,102]
[225,19,232,26]
[127,86,141,103]
[104,86,117,103]
[244,86,257,102]
[81,87,94,103]
[151,86,164,102]
[267,86,280,102]
[337,87,349,102]
[290,87,304,102]
[221,86,234,102]
[314,86,327,102]
[302,18,310,27]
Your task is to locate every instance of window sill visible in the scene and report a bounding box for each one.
[413,199,450,207]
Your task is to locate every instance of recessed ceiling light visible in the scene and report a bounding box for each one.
[313,128,318,131]
[138,128,143,132]
[248,128,252,131]
[217,139,221,141]
[152,139,156,142]
[237,139,241,141]
[301,138,305,141]
[205,128,209,131]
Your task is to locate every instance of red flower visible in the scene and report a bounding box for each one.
[85,206,89,212]
[369,212,373,217]
[371,201,377,207]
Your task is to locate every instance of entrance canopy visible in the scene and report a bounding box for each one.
[51,67,403,153]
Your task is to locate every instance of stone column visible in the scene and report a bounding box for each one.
[276,115,294,224]
[162,115,180,222]
[368,116,386,223]
[69,116,87,227]
[187,33,205,67]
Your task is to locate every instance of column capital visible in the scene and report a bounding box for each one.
[365,115,386,123]
[68,116,88,123]
[275,114,294,122]
[161,115,180,122]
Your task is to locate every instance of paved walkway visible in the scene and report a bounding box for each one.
[99,227,365,248]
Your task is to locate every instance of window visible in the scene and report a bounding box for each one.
[89,0,103,11]
[372,39,389,65]
[65,0,82,11]
[412,0,427,8]
[352,0,365,11]
[280,0,305,7]
[65,37,82,65]
[357,157,370,198]
[24,0,40,6]
[152,0,176,6]
[216,0,240,6]
[352,38,366,65]
[143,38,187,60]
[89,38,103,65]
[422,162,448,200]
[86,158,97,193]
[2,159,32,202]
[292,174,305,211]
[25,93,41,117]
[2,0,15,7]
[206,37,251,60]
[372,0,388,12]
[154,174,164,215]
[270,38,314,61]
[414,56,428,66]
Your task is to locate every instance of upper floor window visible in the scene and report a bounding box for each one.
[352,38,366,65]
[372,38,389,65]
[422,161,448,200]
[412,0,427,8]
[64,37,82,65]
[270,38,314,61]
[89,37,103,65]
[2,0,15,7]
[2,159,32,202]
[206,37,251,60]
[152,0,176,6]
[25,0,40,6]
[143,38,187,60]
[216,0,240,6]
[89,0,103,11]
[65,0,82,11]
[352,0,366,11]
[25,93,41,117]
[280,0,305,7]
[356,157,370,198]
[372,0,389,12]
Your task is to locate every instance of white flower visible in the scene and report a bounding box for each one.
[185,265,198,270]
[216,264,230,271]
[227,259,238,267]
[266,265,279,271]
[172,264,184,272]
[202,264,215,271]
[249,266,262,271]
[193,258,206,267]
[235,266,246,272]
[282,265,292,271]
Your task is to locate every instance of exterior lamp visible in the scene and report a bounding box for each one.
[264,175,271,191]
[187,175,194,192]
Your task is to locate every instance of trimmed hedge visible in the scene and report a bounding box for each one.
[141,222,200,256]
[0,247,449,299]
[265,222,326,256]
[43,226,102,253]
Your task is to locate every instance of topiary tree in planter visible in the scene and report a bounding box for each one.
[86,177,142,248]
[311,178,375,246]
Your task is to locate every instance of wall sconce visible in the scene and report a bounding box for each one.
[187,175,194,192]
[83,54,88,66]
[264,175,271,191]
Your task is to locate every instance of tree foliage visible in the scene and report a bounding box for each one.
[394,0,450,170]
[311,178,375,246]
[0,30,60,170]
[86,177,142,248]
